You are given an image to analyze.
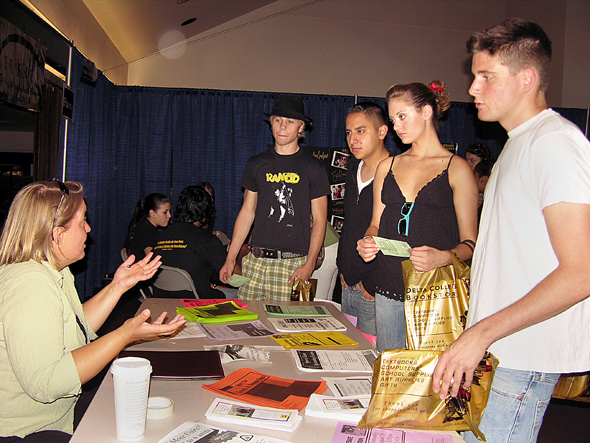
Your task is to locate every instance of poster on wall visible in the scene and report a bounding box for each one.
[0,17,47,111]
[309,147,351,233]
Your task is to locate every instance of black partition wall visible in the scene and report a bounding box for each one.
[64,49,589,300]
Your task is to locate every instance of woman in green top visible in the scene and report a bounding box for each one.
[0,180,186,442]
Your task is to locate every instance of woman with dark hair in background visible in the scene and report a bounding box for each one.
[196,181,230,246]
[465,142,493,172]
[357,81,478,352]
[153,186,227,299]
[123,193,171,260]
[0,181,185,442]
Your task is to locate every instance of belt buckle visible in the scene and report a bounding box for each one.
[263,248,278,259]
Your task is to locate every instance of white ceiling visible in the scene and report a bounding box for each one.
[81,0,278,63]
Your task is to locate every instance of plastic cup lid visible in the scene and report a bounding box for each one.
[110,357,152,376]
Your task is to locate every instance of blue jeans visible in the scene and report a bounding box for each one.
[375,294,406,352]
[341,284,376,336]
[463,367,560,443]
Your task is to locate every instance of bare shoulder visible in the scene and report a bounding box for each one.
[448,155,477,188]
[449,155,475,176]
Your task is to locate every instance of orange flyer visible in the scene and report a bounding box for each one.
[203,368,327,411]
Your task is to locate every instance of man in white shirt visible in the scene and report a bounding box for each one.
[433,18,590,443]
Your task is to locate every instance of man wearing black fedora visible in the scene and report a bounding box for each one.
[220,95,329,300]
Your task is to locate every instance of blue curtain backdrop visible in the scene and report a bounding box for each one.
[63,49,589,300]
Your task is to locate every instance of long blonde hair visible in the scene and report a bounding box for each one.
[0,181,84,268]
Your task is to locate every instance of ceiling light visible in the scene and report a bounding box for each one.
[181,18,196,26]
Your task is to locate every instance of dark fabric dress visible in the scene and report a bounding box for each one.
[365,156,460,301]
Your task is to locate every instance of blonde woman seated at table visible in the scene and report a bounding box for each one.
[0,180,185,443]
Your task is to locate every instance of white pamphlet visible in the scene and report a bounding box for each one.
[305,393,371,423]
[157,421,291,443]
[323,376,373,397]
[204,344,285,363]
[291,349,378,373]
[198,320,276,340]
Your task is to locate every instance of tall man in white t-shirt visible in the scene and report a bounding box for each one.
[433,18,590,443]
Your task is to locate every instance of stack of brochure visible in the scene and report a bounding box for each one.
[177,301,258,324]
[205,398,302,432]
[305,393,370,423]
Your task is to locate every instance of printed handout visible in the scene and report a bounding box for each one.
[331,422,453,443]
[204,344,285,364]
[203,368,327,411]
[372,236,411,257]
[264,304,331,317]
[323,376,374,398]
[157,421,291,443]
[272,332,358,348]
[198,320,276,340]
[268,316,347,332]
[292,349,378,373]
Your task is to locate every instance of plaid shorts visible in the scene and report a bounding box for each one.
[238,252,307,301]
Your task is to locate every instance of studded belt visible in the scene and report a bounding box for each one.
[251,247,305,259]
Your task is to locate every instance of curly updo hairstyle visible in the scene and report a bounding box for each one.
[386,80,451,130]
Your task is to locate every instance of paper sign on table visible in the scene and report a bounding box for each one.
[268,317,347,332]
[372,236,411,257]
[272,331,357,348]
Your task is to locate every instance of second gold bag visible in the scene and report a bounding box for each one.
[403,251,470,351]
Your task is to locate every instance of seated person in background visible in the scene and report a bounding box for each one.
[196,181,230,246]
[473,159,494,224]
[153,186,227,299]
[124,193,171,260]
[310,221,340,301]
[0,180,184,442]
